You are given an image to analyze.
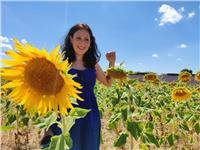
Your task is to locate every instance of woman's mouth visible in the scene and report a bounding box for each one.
[77,46,85,51]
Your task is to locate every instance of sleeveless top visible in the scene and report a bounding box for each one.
[68,68,101,150]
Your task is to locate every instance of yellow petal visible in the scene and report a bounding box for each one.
[1,79,23,89]
[50,45,60,61]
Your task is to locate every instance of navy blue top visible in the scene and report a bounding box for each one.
[68,68,101,150]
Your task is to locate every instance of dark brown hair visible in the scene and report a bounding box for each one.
[61,23,101,68]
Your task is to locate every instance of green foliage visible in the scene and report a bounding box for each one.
[95,76,200,149]
[114,132,128,147]
[126,121,143,140]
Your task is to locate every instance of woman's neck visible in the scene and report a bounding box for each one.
[72,54,85,69]
[75,54,83,61]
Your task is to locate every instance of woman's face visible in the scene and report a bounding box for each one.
[70,29,91,56]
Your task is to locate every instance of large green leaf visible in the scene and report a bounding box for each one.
[45,134,72,150]
[59,116,75,133]
[36,112,57,129]
[70,107,90,119]
[144,132,159,147]
[194,122,200,134]
[126,121,143,140]
[114,132,128,147]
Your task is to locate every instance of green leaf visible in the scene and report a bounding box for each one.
[114,132,128,147]
[145,132,159,147]
[36,112,57,129]
[153,110,161,117]
[0,125,15,131]
[7,114,16,125]
[139,143,149,150]
[145,121,154,133]
[194,122,200,134]
[21,117,29,126]
[111,97,120,106]
[167,134,179,147]
[70,107,90,119]
[61,116,75,133]
[108,112,121,129]
[48,134,72,150]
[70,97,78,105]
[18,105,26,116]
[179,123,189,131]
[159,137,164,146]
[126,121,143,140]
[121,107,128,121]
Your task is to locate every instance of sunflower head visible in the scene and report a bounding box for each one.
[1,38,83,116]
[178,71,191,82]
[144,73,158,82]
[171,87,191,102]
[195,71,200,82]
[107,67,127,80]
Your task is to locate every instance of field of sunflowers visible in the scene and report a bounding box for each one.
[0,39,199,150]
[95,70,200,150]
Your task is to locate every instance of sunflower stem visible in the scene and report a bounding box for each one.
[61,115,67,134]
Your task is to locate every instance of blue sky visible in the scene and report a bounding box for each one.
[1,1,199,74]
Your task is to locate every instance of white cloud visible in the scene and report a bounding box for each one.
[179,7,185,12]
[0,35,10,43]
[152,53,159,58]
[21,39,27,44]
[115,63,120,66]
[176,58,182,61]
[188,12,195,18]
[154,18,158,21]
[178,44,188,48]
[158,4,183,26]
[0,43,12,49]
[0,36,12,49]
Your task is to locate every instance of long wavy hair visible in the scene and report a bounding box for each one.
[61,23,101,69]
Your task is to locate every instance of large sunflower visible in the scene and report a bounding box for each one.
[1,38,83,116]
[171,87,191,102]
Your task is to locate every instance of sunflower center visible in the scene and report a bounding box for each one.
[145,75,157,81]
[182,75,189,79]
[24,58,64,95]
[175,90,187,97]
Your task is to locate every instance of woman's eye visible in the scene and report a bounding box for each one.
[76,37,81,40]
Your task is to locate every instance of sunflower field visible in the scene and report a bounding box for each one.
[96,70,200,150]
[0,39,200,150]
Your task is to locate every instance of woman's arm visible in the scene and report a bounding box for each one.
[95,52,116,87]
